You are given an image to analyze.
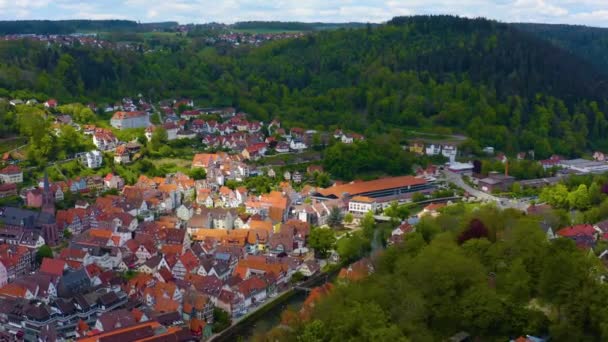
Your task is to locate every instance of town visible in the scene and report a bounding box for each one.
[3,93,608,341]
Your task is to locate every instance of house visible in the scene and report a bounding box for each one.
[104,173,125,190]
[275,142,290,153]
[164,122,180,140]
[348,196,378,216]
[241,143,267,160]
[110,111,150,130]
[483,146,495,155]
[408,140,425,155]
[389,222,415,245]
[338,258,374,282]
[93,130,118,151]
[0,183,17,198]
[236,276,268,308]
[44,99,58,109]
[557,224,599,240]
[418,203,446,218]
[539,154,562,169]
[81,150,103,169]
[298,260,320,277]
[441,144,458,162]
[113,145,131,164]
[289,139,307,151]
[40,258,67,278]
[478,172,515,193]
[0,165,23,184]
[593,151,606,162]
[425,144,441,156]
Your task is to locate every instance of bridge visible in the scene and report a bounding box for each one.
[293,272,330,292]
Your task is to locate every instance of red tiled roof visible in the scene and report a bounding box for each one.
[112,111,146,120]
[317,176,426,198]
[557,224,597,238]
[424,203,445,211]
[0,165,21,175]
[40,258,66,277]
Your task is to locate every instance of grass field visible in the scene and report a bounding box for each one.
[150,157,192,168]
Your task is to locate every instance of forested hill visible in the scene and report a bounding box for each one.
[0,20,178,34]
[2,15,608,156]
[514,22,608,72]
[231,21,372,31]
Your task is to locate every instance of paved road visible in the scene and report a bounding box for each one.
[441,170,529,212]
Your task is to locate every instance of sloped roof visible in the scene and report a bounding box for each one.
[317,176,426,198]
[40,258,66,277]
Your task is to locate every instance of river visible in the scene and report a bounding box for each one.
[214,227,385,341]
[213,291,308,342]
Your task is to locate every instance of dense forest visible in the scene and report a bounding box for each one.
[2,16,608,156]
[515,23,608,72]
[231,21,372,31]
[259,204,608,341]
[0,20,178,34]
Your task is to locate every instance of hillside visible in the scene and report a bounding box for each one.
[1,15,608,156]
[260,204,608,341]
[514,22,608,72]
[0,20,178,34]
[231,21,373,32]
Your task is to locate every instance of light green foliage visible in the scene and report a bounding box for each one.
[279,202,608,341]
[57,103,95,123]
[308,227,336,259]
[337,231,370,263]
[343,212,354,224]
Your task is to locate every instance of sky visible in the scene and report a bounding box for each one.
[1,0,608,27]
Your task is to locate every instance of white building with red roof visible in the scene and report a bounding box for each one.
[110,111,150,130]
[0,165,22,184]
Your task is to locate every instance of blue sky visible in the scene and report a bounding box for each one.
[1,0,608,27]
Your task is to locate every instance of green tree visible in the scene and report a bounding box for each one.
[344,212,354,224]
[212,308,232,333]
[567,184,590,210]
[188,167,207,180]
[326,206,343,228]
[337,232,370,263]
[589,182,602,205]
[36,244,53,264]
[63,229,73,239]
[149,126,168,151]
[360,211,376,239]
[308,227,336,258]
[502,258,531,304]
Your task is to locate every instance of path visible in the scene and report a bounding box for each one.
[441,170,529,211]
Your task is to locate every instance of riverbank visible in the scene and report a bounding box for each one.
[209,271,336,341]
[209,288,298,342]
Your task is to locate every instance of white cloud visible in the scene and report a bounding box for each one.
[0,0,607,27]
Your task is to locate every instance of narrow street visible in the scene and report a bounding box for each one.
[441,170,530,212]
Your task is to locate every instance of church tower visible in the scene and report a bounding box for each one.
[41,170,55,216]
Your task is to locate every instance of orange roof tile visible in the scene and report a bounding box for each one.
[248,219,273,232]
[318,176,427,198]
[350,196,375,203]
[40,258,66,277]
[88,229,113,239]
[0,283,27,298]
[161,244,182,255]
[424,203,446,211]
